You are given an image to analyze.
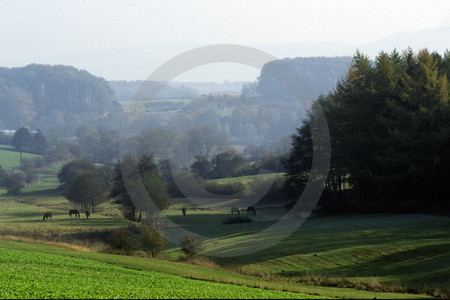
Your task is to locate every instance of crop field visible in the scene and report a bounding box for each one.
[0,244,322,299]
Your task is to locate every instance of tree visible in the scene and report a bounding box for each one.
[63,170,108,212]
[187,125,227,159]
[210,151,246,179]
[109,154,170,225]
[190,155,212,179]
[179,233,204,258]
[0,166,5,186]
[58,159,97,186]
[141,226,167,257]
[3,172,26,195]
[284,49,450,213]
[109,154,139,221]
[11,127,32,165]
[32,129,47,154]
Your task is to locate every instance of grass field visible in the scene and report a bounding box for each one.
[0,146,40,170]
[0,169,448,299]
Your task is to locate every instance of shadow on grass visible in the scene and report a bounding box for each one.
[19,188,62,198]
[214,214,450,266]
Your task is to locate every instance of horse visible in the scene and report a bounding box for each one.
[230,207,240,215]
[247,206,256,216]
[69,209,80,218]
[181,207,187,216]
[43,212,52,220]
[85,210,90,219]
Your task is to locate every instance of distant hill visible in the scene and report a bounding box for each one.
[256,56,352,103]
[109,80,248,102]
[0,64,117,133]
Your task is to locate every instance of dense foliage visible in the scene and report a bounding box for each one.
[109,154,170,225]
[0,64,116,134]
[59,159,109,211]
[284,49,450,213]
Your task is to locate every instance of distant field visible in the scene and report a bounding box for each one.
[0,146,40,170]
[209,173,284,187]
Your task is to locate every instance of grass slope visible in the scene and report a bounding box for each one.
[0,146,40,170]
[165,210,450,294]
[0,241,320,299]
[0,240,432,299]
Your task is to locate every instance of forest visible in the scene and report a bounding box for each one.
[284,49,450,214]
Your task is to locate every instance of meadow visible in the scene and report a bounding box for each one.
[0,156,448,299]
[0,145,40,170]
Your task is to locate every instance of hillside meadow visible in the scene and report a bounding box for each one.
[0,146,40,170]
[0,160,448,299]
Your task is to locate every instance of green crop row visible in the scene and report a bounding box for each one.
[0,248,320,299]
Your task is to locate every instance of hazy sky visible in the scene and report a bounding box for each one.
[1,0,450,81]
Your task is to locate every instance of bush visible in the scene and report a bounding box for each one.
[25,171,40,184]
[141,226,167,257]
[3,172,26,194]
[108,227,136,253]
[21,157,46,171]
[203,181,245,195]
[222,215,253,225]
[179,233,204,258]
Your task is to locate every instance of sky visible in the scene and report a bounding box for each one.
[1,0,450,81]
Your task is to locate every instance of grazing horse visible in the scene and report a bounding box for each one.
[247,206,256,216]
[230,207,240,215]
[85,210,90,219]
[69,209,80,218]
[181,207,187,216]
[43,212,52,220]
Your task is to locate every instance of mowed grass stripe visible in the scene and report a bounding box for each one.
[0,247,321,299]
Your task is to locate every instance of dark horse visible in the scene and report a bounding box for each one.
[231,207,240,215]
[85,210,91,219]
[69,209,80,218]
[181,207,187,216]
[247,206,256,216]
[43,212,52,220]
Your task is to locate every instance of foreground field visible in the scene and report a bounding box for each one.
[0,241,320,299]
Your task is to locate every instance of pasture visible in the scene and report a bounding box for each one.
[0,169,448,299]
[0,146,40,170]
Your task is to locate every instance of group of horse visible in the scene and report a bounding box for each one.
[42,209,91,220]
[231,206,256,216]
[180,206,256,216]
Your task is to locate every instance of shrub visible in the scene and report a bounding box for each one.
[3,172,26,194]
[108,227,136,253]
[21,157,46,171]
[204,181,245,195]
[179,233,204,258]
[141,226,167,257]
[222,215,253,225]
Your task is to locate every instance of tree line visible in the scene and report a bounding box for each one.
[284,49,450,214]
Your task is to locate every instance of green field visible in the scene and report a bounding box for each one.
[0,169,448,299]
[0,241,320,299]
[0,146,40,170]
